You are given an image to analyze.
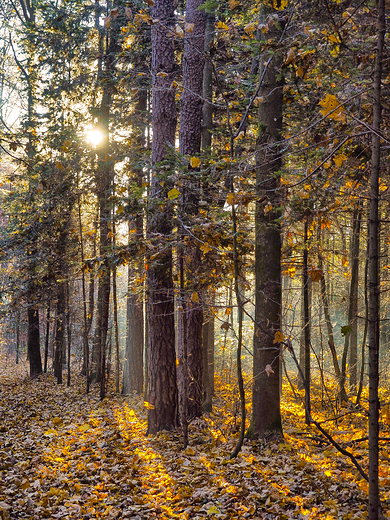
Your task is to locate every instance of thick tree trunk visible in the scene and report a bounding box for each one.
[27,305,42,378]
[368,1,384,517]
[179,0,206,420]
[147,0,178,434]
[250,6,284,439]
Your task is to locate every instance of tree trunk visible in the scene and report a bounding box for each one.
[27,305,42,378]
[368,1,384,517]
[303,219,311,424]
[44,304,50,373]
[349,207,362,394]
[123,89,146,395]
[147,0,178,434]
[179,0,206,420]
[90,0,119,388]
[250,5,284,440]
[54,281,66,385]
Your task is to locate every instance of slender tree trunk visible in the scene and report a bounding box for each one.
[44,304,50,373]
[113,264,120,393]
[15,310,20,365]
[123,90,146,395]
[66,283,72,387]
[349,208,362,394]
[147,0,178,434]
[54,283,66,384]
[317,229,344,391]
[201,14,215,409]
[91,0,119,388]
[303,219,311,424]
[368,1,384,517]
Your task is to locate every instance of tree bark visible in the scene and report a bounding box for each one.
[147,0,178,434]
[250,5,284,440]
[368,1,385,517]
[27,305,42,378]
[179,0,206,420]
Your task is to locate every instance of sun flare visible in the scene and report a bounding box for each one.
[86,128,103,146]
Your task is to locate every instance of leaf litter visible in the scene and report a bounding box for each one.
[0,360,389,519]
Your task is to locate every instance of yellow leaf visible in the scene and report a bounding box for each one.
[190,156,201,168]
[226,192,235,205]
[318,94,346,122]
[333,153,347,168]
[228,0,239,8]
[274,0,288,9]
[244,22,256,35]
[274,330,285,344]
[191,292,199,303]
[217,21,229,30]
[200,242,212,254]
[207,506,220,516]
[168,187,181,200]
[342,255,348,267]
[144,401,155,410]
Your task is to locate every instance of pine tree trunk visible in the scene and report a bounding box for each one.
[147,0,178,434]
[179,0,206,420]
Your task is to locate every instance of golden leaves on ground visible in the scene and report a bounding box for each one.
[0,360,389,519]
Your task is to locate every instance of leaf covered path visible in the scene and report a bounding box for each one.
[0,361,385,519]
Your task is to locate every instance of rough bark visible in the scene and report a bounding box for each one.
[178,0,206,420]
[147,0,178,434]
[368,1,385,517]
[27,305,42,378]
[249,6,284,440]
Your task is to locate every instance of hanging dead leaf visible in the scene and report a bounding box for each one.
[274,330,285,344]
[110,7,119,19]
[265,364,275,376]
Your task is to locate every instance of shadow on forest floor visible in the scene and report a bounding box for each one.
[0,358,388,519]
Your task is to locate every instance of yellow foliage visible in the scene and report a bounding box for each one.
[318,94,346,122]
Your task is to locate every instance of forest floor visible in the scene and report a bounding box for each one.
[0,358,389,519]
